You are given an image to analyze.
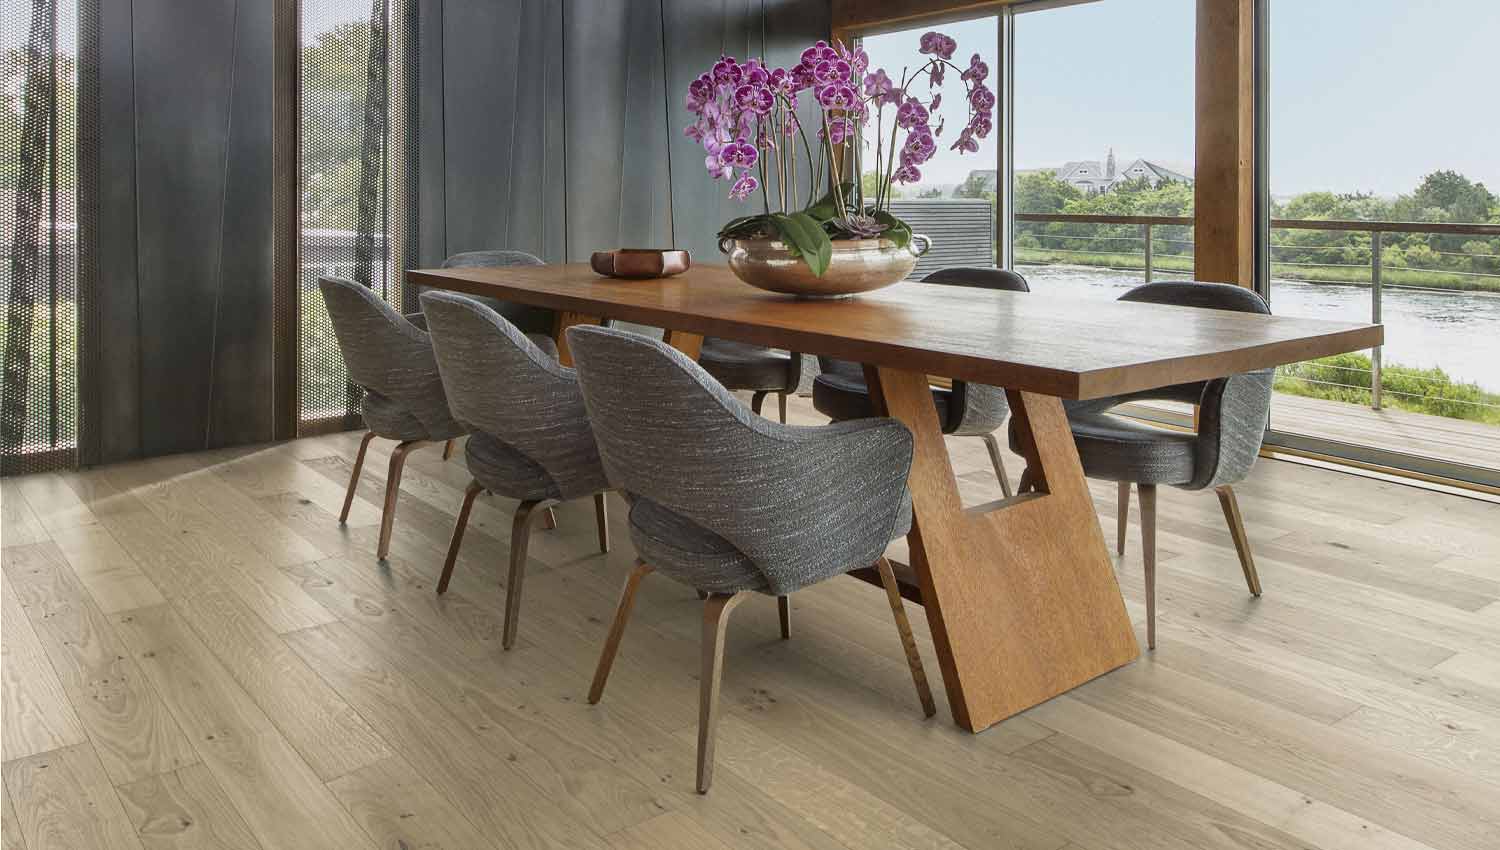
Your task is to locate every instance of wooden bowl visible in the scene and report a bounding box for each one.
[590,248,691,279]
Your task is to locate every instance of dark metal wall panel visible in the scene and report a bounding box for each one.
[94,0,141,463]
[509,0,566,262]
[562,0,672,261]
[416,0,447,267]
[209,0,277,447]
[130,0,275,456]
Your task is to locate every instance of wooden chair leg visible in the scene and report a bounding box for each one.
[1216,485,1262,597]
[874,557,937,718]
[1117,481,1132,555]
[502,498,557,650]
[1139,484,1158,650]
[437,480,484,594]
[696,590,709,600]
[698,592,749,794]
[981,433,1013,498]
[1017,466,1037,494]
[340,431,376,524]
[593,492,610,553]
[777,392,789,424]
[442,438,456,461]
[750,391,769,417]
[588,560,654,704]
[542,507,558,531]
[777,595,791,639]
[376,440,421,560]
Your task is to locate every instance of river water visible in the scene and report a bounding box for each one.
[1021,264,1500,392]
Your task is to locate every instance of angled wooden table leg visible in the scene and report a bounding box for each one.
[864,365,1139,732]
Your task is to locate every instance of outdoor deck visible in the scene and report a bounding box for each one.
[1271,392,1500,474]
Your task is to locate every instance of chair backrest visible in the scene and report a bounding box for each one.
[1118,281,1273,489]
[318,276,459,438]
[419,291,604,499]
[926,267,1029,434]
[922,266,1031,293]
[567,324,914,595]
[434,250,555,337]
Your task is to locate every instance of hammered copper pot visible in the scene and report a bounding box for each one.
[719,235,931,298]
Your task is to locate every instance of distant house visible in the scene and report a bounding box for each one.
[956,149,1191,198]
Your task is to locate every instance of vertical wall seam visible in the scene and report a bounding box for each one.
[202,0,241,448]
[657,0,674,248]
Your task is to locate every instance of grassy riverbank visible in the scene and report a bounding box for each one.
[1015,249,1500,292]
[1275,353,1500,424]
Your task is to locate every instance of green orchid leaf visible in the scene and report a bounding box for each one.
[871,210,913,249]
[804,182,856,222]
[770,211,834,277]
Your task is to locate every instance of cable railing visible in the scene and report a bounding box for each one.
[1012,212,1500,420]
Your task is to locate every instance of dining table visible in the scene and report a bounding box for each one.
[409,261,1384,733]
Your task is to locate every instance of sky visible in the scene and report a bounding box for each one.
[861,0,1500,197]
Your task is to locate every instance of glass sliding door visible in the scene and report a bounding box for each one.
[297,0,416,431]
[1264,0,1500,487]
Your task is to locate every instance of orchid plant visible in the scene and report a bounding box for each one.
[686,32,993,276]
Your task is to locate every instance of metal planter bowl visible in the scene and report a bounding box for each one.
[720,235,931,298]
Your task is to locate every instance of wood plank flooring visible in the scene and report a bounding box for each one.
[2,391,1498,850]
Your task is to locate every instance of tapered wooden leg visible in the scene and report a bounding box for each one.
[875,557,937,718]
[1016,466,1037,495]
[502,498,558,650]
[696,590,708,600]
[777,392,788,424]
[698,592,749,794]
[751,391,768,417]
[542,507,558,531]
[437,480,484,594]
[1216,485,1262,596]
[588,560,654,704]
[442,438,456,461]
[1117,481,1132,555]
[777,595,791,639]
[981,433,1013,498]
[340,431,376,524]
[594,492,610,553]
[1140,484,1158,650]
[376,440,421,560]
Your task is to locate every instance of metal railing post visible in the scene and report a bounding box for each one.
[1370,229,1383,410]
[1143,222,1153,283]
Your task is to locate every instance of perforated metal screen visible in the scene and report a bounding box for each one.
[1,0,79,475]
[298,0,415,430]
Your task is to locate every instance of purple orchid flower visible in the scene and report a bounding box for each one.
[819,116,855,145]
[816,84,858,110]
[962,54,989,84]
[969,85,996,112]
[712,55,742,85]
[950,128,979,154]
[893,164,922,184]
[862,69,899,107]
[720,138,759,170]
[814,58,853,85]
[919,32,956,60]
[895,97,929,129]
[969,114,993,139]
[729,172,759,200]
[735,84,774,115]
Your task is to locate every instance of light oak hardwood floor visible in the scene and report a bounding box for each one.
[2,392,1498,850]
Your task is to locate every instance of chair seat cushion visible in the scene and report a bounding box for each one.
[627,498,769,594]
[362,390,464,442]
[813,372,953,429]
[1011,411,1196,486]
[697,338,795,392]
[464,432,561,501]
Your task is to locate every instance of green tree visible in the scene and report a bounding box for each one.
[1013,170,1081,214]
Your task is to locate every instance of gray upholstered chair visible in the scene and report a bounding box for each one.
[420,291,612,650]
[434,250,558,342]
[567,324,934,794]
[1011,281,1272,650]
[813,267,1029,496]
[319,277,467,561]
[697,338,803,423]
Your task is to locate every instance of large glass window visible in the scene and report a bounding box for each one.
[1011,0,1195,301]
[1,0,78,474]
[1265,0,1500,483]
[298,0,415,430]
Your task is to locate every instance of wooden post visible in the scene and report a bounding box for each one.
[1194,0,1256,288]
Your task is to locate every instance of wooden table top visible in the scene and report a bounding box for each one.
[409,263,1383,400]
